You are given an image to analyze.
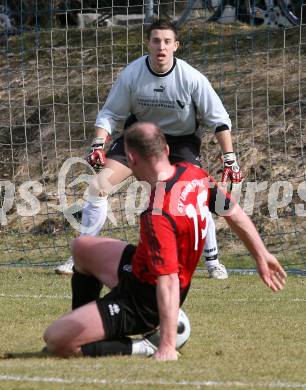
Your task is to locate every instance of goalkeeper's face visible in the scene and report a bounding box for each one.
[147,29,179,74]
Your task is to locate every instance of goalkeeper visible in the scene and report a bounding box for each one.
[55,19,242,278]
[45,122,286,361]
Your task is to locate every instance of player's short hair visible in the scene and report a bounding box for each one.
[124,122,168,160]
[146,19,178,41]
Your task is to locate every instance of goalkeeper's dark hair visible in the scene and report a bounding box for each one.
[146,19,178,41]
[124,122,168,160]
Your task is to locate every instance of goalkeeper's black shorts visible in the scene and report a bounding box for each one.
[96,244,190,339]
[106,133,202,167]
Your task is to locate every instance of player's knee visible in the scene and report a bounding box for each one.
[71,237,87,270]
[71,237,81,258]
[43,326,62,355]
[43,325,71,357]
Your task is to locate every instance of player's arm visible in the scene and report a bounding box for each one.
[88,70,132,169]
[95,69,132,134]
[215,129,233,154]
[208,179,286,290]
[192,76,242,186]
[215,129,242,185]
[154,273,180,361]
[141,212,180,361]
[224,204,287,291]
[95,127,109,140]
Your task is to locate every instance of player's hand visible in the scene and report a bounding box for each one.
[153,347,178,361]
[256,253,287,292]
[86,136,109,171]
[221,152,243,186]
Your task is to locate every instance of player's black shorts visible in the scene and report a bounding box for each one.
[96,244,158,339]
[96,244,190,339]
[106,133,202,167]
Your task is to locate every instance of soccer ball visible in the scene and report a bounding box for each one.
[144,308,191,350]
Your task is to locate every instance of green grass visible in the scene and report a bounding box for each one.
[0,269,305,389]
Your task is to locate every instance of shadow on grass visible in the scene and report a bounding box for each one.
[1,348,55,359]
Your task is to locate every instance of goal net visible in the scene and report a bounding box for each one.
[0,0,305,273]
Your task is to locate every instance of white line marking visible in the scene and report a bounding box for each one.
[292,298,306,302]
[191,291,306,302]
[0,293,306,302]
[231,298,306,303]
[0,293,71,300]
[0,375,306,388]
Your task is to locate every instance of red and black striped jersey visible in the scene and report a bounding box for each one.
[132,162,234,289]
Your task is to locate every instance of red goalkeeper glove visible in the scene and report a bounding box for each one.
[86,136,109,170]
[221,152,243,186]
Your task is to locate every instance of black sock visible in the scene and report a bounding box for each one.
[71,267,103,309]
[81,338,133,357]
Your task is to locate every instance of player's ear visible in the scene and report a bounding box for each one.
[174,40,179,52]
[126,149,135,167]
[165,144,170,157]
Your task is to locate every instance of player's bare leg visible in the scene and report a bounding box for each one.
[43,301,106,357]
[46,239,159,358]
[46,239,126,356]
[43,302,188,359]
[72,237,128,288]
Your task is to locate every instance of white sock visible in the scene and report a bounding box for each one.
[204,212,219,268]
[80,196,108,236]
[131,339,154,356]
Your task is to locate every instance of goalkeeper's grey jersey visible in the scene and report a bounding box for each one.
[95,56,231,136]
